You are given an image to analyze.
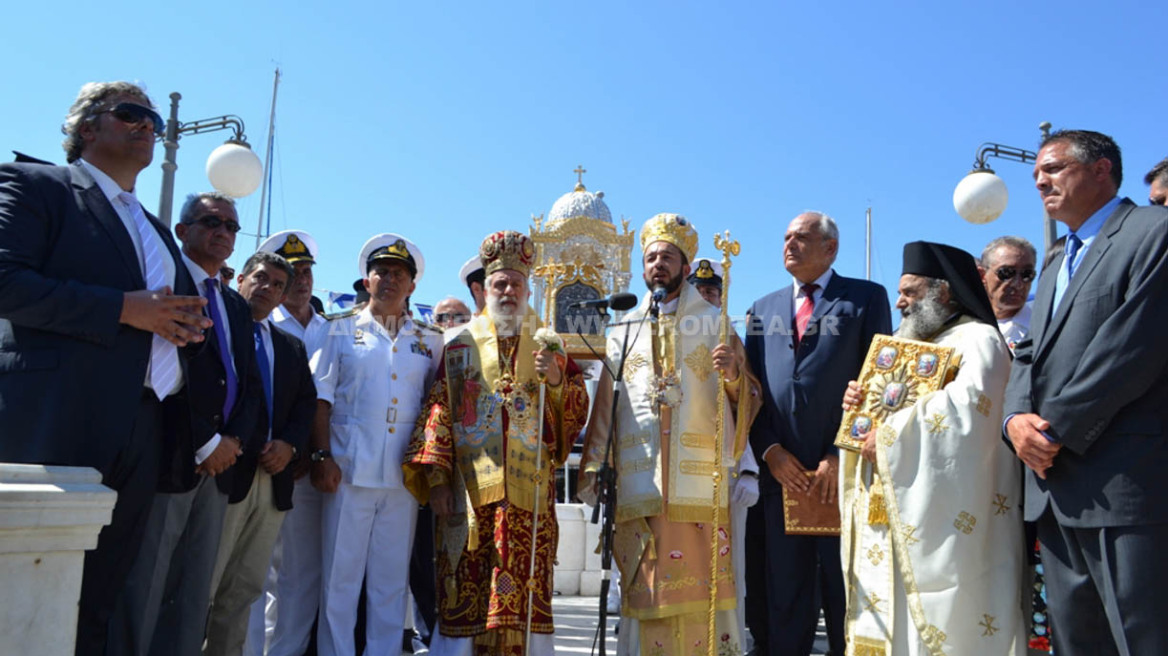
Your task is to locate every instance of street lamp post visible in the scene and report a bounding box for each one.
[157,92,263,227]
[953,122,1056,252]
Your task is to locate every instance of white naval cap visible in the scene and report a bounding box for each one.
[358,233,425,283]
[687,256,723,287]
[459,255,484,286]
[258,229,317,264]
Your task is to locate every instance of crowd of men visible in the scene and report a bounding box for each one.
[1,80,1167,656]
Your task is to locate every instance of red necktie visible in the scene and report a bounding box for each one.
[795,283,819,345]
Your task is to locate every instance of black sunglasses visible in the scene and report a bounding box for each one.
[189,214,243,233]
[99,102,165,137]
[435,313,470,324]
[994,266,1036,283]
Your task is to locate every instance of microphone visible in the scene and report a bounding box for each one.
[568,292,639,312]
[649,285,668,318]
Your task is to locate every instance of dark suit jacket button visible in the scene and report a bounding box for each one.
[218,378,226,387]
[213,414,223,425]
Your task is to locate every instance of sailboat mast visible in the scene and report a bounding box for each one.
[865,206,872,281]
[254,68,281,251]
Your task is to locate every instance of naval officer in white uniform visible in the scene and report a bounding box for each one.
[308,233,443,656]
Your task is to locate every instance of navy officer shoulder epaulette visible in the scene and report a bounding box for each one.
[325,307,361,321]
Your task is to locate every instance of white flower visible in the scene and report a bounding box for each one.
[533,327,563,353]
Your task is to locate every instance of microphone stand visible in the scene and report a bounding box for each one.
[576,299,655,656]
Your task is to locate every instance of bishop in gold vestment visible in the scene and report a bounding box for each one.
[580,214,761,656]
[403,231,590,656]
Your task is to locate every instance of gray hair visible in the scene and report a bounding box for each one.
[240,251,294,282]
[980,236,1037,268]
[800,210,839,242]
[61,81,153,163]
[178,192,236,224]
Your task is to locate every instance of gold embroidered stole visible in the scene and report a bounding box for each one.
[443,308,550,513]
[610,285,736,524]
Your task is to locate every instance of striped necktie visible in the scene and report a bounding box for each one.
[119,192,180,400]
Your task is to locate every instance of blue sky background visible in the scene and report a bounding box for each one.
[4,1,1165,321]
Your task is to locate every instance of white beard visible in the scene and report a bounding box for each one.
[487,296,523,337]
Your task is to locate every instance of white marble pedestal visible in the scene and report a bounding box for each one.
[553,503,586,595]
[0,464,116,655]
[553,502,612,596]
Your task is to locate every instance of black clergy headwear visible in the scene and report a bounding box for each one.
[902,241,998,328]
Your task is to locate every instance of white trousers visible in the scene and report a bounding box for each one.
[261,478,323,656]
[318,482,417,656]
[428,624,556,656]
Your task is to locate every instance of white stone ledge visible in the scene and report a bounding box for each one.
[0,464,115,553]
[0,463,117,654]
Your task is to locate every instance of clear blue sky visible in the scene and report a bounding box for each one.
[4,1,1165,320]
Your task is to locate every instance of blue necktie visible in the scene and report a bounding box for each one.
[1065,233,1083,279]
[1052,233,1084,312]
[254,322,274,435]
[204,278,238,420]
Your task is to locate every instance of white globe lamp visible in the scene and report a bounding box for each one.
[953,169,1008,224]
[206,141,263,198]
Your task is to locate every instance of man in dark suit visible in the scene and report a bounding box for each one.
[109,192,263,656]
[1005,129,1168,655]
[0,81,211,656]
[205,251,317,656]
[744,211,891,656]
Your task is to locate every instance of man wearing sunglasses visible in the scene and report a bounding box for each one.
[109,191,264,656]
[0,81,211,656]
[432,296,471,332]
[977,236,1037,354]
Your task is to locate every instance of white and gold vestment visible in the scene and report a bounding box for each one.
[841,317,1025,656]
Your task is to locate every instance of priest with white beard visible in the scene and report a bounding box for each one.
[839,241,1024,656]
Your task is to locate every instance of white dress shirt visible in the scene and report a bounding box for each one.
[791,268,834,315]
[997,303,1032,354]
[78,159,176,288]
[270,304,327,355]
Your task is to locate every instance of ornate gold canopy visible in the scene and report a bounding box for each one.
[529,169,634,360]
